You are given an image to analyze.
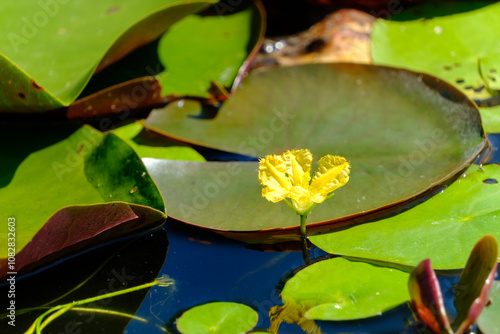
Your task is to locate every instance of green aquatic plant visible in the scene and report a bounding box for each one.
[408,235,498,334]
[24,275,173,334]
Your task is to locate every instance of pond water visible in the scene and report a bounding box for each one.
[2,134,500,334]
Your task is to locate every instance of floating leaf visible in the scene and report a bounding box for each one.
[408,259,452,334]
[371,2,500,100]
[478,281,500,334]
[157,0,265,98]
[310,164,500,269]
[0,0,215,112]
[479,106,500,134]
[0,125,164,263]
[66,0,265,119]
[176,301,258,334]
[269,258,410,332]
[454,235,498,334]
[66,77,167,119]
[0,203,165,278]
[143,63,485,241]
[112,122,205,161]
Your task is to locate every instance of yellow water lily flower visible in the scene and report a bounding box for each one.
[258,149,350,215]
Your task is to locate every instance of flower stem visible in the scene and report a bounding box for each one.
[300,214,307,239]
[300,214,310,265]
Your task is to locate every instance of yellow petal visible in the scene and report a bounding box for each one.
[262,184,288,202]
[259,154,292,203]
[259,155,290,189]
[310,155,350,199]
[284,149,312,188]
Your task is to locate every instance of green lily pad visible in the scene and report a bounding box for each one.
[176,301,258,334]
[269,258,410,332]
[157,0,265,98]
[112,122,204,161]
[143,63,485,240]
[0,0,214,112]
[0,124,164,258]
[371,2,500,100]
[310,164,500,269]
[478,281,500,334]
[479,106,500,134]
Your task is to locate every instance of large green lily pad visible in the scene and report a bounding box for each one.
[371,2,500,101]
[0,0,214,112]
[0,124,164,257]
[269,258,410,332]
[310,164,500,269]
[143,63,485,241]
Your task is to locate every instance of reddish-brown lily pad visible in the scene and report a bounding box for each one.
[0,202,166,278]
